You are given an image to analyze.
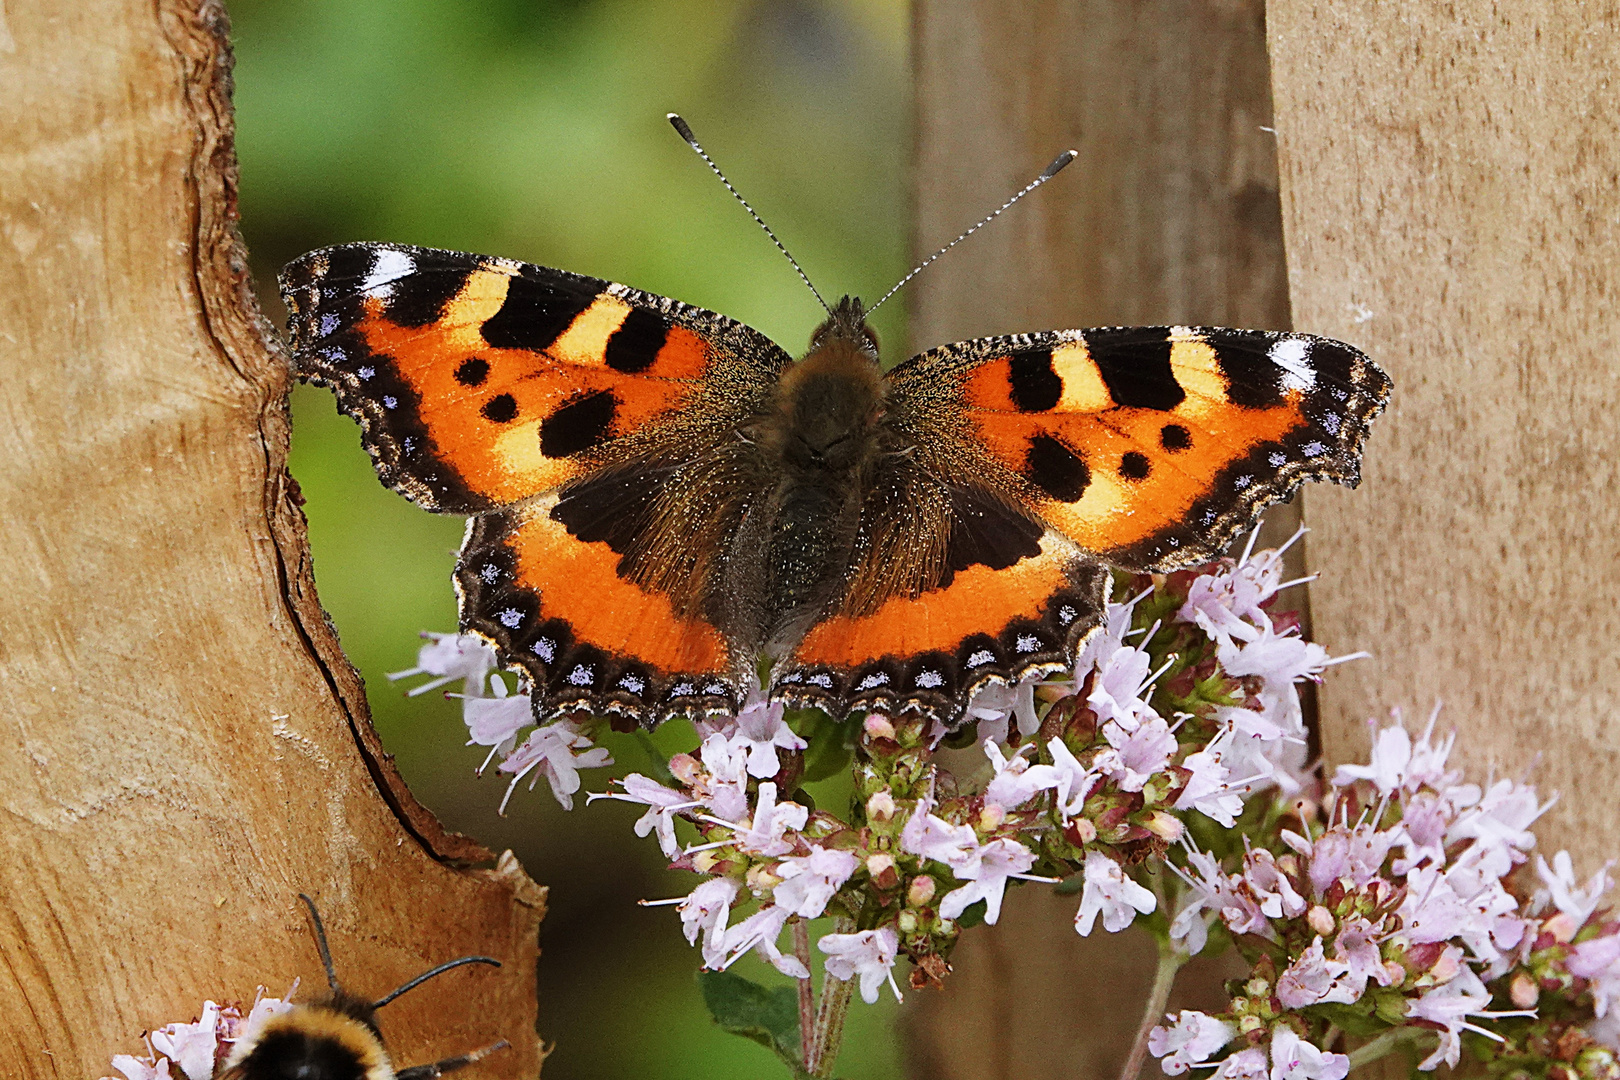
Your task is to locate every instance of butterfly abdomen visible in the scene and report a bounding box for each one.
[727,320,889,656]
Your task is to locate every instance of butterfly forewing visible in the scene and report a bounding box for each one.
[887,324,1391,572]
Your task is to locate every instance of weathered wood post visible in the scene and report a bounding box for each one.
[904,2,1287,1076]
[905,3,1620,1078]
[0,4,544,1077]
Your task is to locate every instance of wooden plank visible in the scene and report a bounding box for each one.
[0,3,543,1076]
[904,2,1285,1075]
[1267,3,1620,860]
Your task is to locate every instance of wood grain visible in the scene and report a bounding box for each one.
[1267,4,1620,862]
[904,2,1285,1076]
[0,3,543,1077]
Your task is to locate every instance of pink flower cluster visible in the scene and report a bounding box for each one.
[102,988,295,1080]
[396,529,1356,1001]
[1148,710,1620,1079]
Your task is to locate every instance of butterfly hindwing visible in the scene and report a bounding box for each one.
[280,243,790,513]
[457,498,739,724]
[772,447,1109,719]
[888,325,1392,571]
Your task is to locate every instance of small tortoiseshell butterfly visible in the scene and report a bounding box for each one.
[280,117,1390,732]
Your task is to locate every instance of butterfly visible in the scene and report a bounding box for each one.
[279,120,1390,733]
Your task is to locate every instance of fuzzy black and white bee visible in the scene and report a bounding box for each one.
[216,895,509,1080]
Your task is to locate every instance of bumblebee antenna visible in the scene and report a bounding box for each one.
[865,149,1078,316]
[297,893,341,994]
[668,113,832,316]
[395,1039,512,1080]
[372,955,502,1010]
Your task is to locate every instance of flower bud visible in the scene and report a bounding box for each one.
[866,790,897,822]
[867,852,900,890]
[1382,960,1406,987]
[669,753,701,786]
[1238,1015,1263,1034]
[1510,971,1540,1009]
[938,917,957,935]
[1245,977,1270,998]
[1065,817,1098,845]
[1546,912,1581,944]
[746,864,781,893]
[978,803,1006,830]
[1307,905,1335,936]
[864,714,897,741]
[1141,810,1183,841]
[898,910,919,933]
[909,875,937,906]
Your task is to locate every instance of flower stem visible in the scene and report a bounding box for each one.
[809,971,854,1078]
[806,916,856,1078]
[631,730,676,786]
[1118,943,1186,1080]
[794,919,815,1070]
[1347,1026,1429,1068]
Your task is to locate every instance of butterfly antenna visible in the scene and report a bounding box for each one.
[865,149,1078,316]
[372,955,502,1010]
[668,113,832,316]
[297,893,341,994]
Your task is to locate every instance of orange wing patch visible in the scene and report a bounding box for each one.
[457,494,736,724]
[902,324,1391,571]
[281,244,782,516]
[774,531,1107,720]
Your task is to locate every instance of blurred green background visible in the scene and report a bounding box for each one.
[229,0,909,1076]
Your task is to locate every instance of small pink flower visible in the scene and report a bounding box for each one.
[589,773,697,859]
[729,782,807,857]
[459,676,531,773]
[774,846,859,919]
[1046,738,1101,820]
[1268,1025,1348,1080]
[1174,741,1244,827]
[940,838,1042,926]
[982,742,1062,811]
[106,1056,173,1080]
[1209,1048,1270,1080]
[900,800,981,875]
[1096,716,1177,792]
[731,692,807,778]
[819,926,902,1004]
[497,719,613,811]
[1536,850,1611,923]
[1075,851,1156,936]
[1087,645,1161,732]
[1149,1010,1236,1075]
[150,1002,220,1080]
[676,876,741,968]
[387,631,496,697]
[1276,937,1362,1008]
[721,905,808,979]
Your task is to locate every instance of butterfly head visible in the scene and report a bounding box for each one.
[808,295,880,362]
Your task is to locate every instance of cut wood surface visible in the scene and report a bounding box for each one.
[904,2,1285,1076]
[1267,5,1620,860]
[0,3,543,1078]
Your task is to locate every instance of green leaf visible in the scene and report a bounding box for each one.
[697,970,806,1074]
[800,712,858,782]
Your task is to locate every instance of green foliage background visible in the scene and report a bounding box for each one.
[229,0,909,1076]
